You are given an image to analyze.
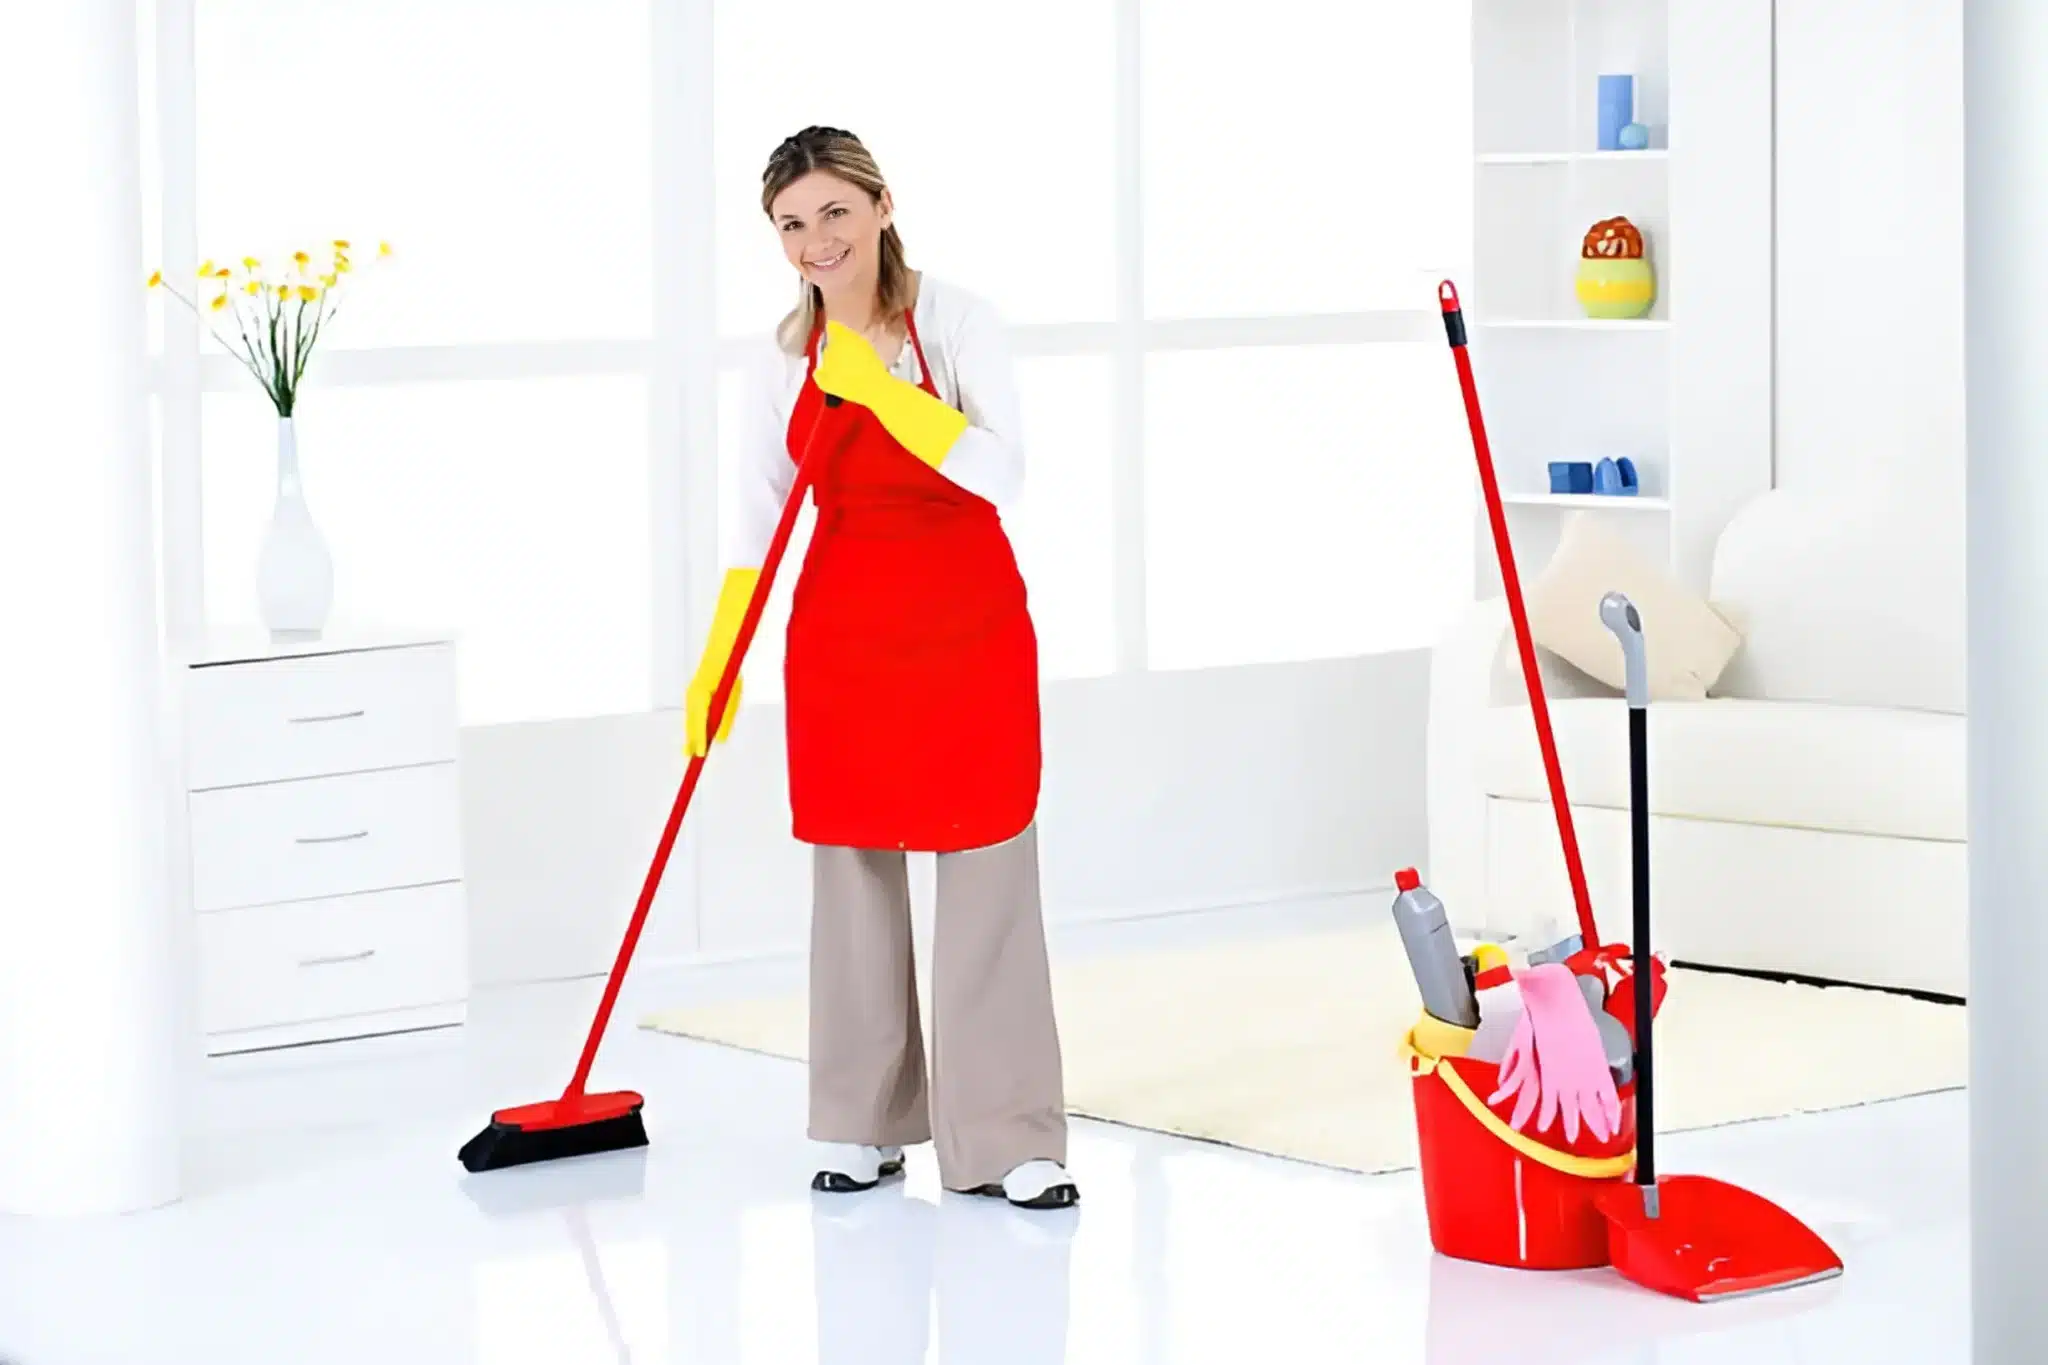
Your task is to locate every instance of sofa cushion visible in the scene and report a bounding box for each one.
[1708,487,1964,714]
[1478,697,1965,843]
[1523,513,1744,702]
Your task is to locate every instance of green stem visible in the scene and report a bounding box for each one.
[268,291,290,416]
[164,283,281,410]
[228,303,281,410]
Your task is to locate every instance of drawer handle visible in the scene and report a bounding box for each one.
[299,949,377,968]
[296,830,370,845]
[288,709,366,724]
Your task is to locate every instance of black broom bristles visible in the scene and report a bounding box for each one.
[458,1111,649,1173]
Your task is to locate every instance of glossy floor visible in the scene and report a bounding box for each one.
[0,916,1968,1364]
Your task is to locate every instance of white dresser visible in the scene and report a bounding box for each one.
[168,626,469,1055]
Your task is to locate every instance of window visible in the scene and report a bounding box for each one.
[1010,357,1117,679]
[194,0,654,348]
[712,0,1117,333]
[1141,0,1474,319]
[711,1,1120,688]
[165,0,659,727]
[201,377,653,727]
[1143,344,1473,671]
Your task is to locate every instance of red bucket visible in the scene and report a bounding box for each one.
[1403,1016,1637,1270]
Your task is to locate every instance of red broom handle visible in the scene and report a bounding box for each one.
[1437,282,1599,948]
[562,398,846,1101]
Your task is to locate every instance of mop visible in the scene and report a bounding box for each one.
[1592,592,1845,1301]
[458,397,850,1173]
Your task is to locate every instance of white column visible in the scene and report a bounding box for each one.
[0,0,183,1214]
[1965,1,2048,1356]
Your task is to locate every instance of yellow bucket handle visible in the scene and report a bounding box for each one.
[1402,1025,1636,1181]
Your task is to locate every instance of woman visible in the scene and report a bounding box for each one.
[686,125,1075,1210]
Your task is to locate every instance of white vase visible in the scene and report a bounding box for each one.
[256,417,335,639]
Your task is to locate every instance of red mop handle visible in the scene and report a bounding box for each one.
[1437,282,1599,948]
[561,397,847,1101]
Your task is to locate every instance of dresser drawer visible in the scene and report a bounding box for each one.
[184,643,457,790]
[197,883,467,1035]
[188,763,462,912]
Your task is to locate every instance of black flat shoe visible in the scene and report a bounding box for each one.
[958,1160,1079,1209]
[963,1181,1079,1210]
[811,1162,902,1194]
[810,1145,904,1193]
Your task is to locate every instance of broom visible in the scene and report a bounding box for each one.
[458,398,847,1173]
[1437,281,1601,950]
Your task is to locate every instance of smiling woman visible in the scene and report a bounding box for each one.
[682,124,1079,1212]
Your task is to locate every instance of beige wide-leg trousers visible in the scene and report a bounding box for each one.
[807,824,1067,1190]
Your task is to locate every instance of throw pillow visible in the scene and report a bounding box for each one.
[1523,513,1742,701]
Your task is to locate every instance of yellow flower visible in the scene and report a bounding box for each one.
[210,293,229,311]
[146,270,162,288]
[198,259,215,276]
[333,239,351,250]
[296,284,319,302]
[245,281,262,296]
[215,267,231,279]
[378,241,393,257]
[243,256,260,270]
[277,283,292,299]
[293,250,311,267]
[335,255,353,274]
[320,272,338,289]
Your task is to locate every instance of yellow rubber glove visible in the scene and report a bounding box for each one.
[812,319,969,469]
[685,567,759,757]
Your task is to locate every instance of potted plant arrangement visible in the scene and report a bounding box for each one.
[149,240,389,638]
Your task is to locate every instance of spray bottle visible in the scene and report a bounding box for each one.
[1390,868,1480,1029]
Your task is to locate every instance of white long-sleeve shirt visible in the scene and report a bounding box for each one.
[725,273,1026,568]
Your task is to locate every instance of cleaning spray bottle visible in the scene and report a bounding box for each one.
[1465,948,1524,1064]
[1390,868,1479,1028]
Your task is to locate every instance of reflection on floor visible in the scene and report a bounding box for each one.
[0,903,1968,1363]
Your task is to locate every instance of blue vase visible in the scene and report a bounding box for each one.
[1598,75,1634,151]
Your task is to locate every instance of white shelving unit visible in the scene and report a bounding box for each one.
[1468,0,1775,593]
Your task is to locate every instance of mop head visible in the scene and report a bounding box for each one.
[457,1092,649,1172]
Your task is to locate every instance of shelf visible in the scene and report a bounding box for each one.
[1500,493,1671,512]
[1479,318,1672,332]
[1477,150,1670,166]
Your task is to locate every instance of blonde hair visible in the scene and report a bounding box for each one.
[761,126,914,355]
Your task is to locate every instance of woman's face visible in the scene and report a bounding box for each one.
[770,170,891,299]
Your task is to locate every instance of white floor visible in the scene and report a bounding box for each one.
[0,904,1968,1364]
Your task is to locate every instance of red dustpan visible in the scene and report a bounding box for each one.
[1590,592,1845,1302]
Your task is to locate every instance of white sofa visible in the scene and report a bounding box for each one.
[1426,487,1967,997]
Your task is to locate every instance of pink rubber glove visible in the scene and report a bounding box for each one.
[1487,963,1623,1143]
[1487,1005,1543,1134]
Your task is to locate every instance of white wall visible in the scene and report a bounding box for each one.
[1775,0,1965,502]
[462,653,1431,986]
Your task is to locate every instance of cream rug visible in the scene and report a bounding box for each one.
[638,922,1967,1174]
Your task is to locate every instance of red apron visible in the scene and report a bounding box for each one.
[782,310,1041,853]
